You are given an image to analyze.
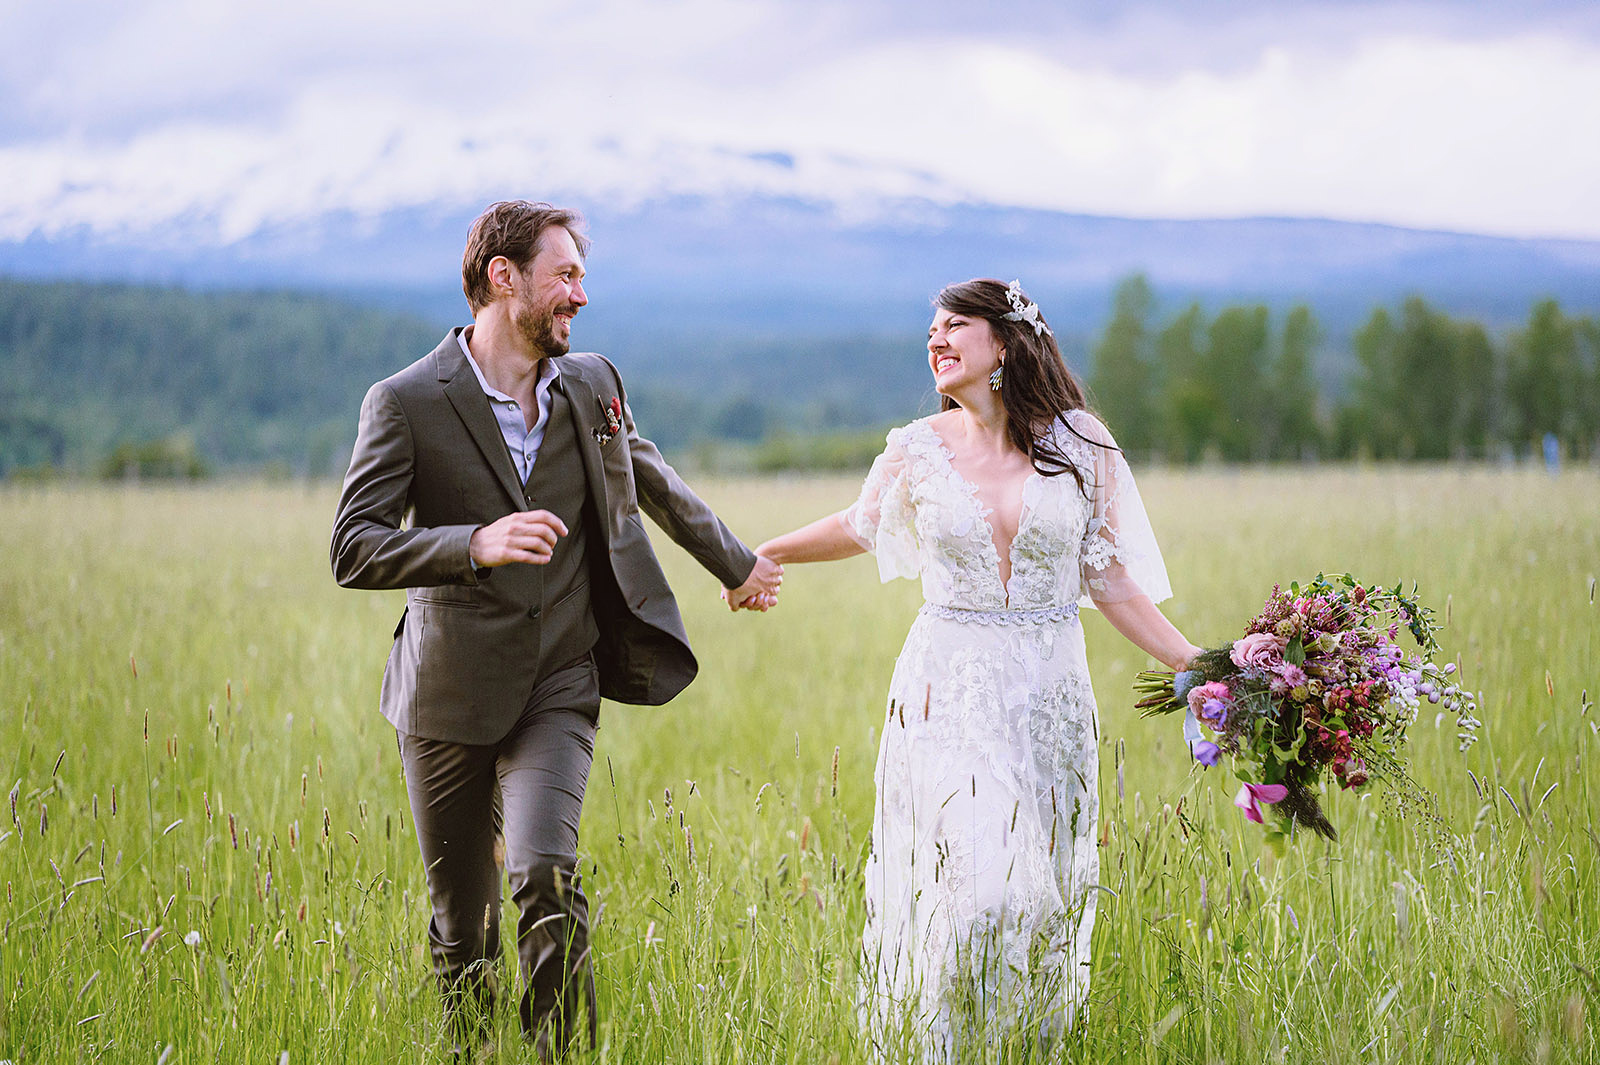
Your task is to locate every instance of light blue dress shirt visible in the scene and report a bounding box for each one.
[458,331,560,486]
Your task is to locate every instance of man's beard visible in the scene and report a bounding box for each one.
[514,295,571,359]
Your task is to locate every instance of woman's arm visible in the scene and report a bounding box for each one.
[722,511,864,611]
[1094,594,1202,672]
[756,511,867,565]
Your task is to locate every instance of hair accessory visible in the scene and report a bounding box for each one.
[989,364,1004,391]
[1001,280,1052,338]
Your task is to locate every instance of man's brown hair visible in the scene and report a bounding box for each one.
[461,201,590,314]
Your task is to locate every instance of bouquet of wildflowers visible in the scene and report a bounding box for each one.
[1134,574,1481,841]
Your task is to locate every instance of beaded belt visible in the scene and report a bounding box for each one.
[920,602,1080,626]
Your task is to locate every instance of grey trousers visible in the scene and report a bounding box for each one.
[397,657,599,1048]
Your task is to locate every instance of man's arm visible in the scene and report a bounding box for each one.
[605,363,767,593]
[330,381,482,589]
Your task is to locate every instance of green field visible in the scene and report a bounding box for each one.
[2,468,1597,1063]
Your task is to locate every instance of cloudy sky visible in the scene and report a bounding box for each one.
[4,0,1599,244]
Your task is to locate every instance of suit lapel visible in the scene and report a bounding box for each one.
[437,330,526,508]
[558,360,613,522]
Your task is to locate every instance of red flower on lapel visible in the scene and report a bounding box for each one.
[594,395,624,445]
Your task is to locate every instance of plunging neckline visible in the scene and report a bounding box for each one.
[917,418,1040,605]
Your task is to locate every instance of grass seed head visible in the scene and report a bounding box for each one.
[1564,993,1585,1042]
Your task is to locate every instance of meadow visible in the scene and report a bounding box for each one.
[1,466,1596,1063]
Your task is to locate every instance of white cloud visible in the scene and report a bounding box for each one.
[2,1,1597,241]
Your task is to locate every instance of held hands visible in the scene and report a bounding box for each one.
[469,510,569,567]
[722,555,782,612]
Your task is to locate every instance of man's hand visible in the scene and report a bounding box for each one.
[722,555,782,612]
[469,510,569,568]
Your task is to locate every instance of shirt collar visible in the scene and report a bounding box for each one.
[458,328,559,404]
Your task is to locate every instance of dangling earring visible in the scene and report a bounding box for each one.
[989,364,1004,391]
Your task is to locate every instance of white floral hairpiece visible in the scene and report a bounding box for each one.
[1001,279,1052,338]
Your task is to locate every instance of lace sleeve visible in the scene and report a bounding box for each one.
[1067,410,1173,607]
[839,427,920,582]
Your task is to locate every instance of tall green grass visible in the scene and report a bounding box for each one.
[1,468,1595,1062]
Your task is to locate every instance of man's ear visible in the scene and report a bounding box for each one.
[488,256,515,297]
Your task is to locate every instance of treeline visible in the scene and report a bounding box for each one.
[1089,275,1600,462]
[0,278,439,477]
[3,275,1599,478]
[0,278,925,476]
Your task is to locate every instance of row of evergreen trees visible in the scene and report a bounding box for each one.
[1087,276,1600,462]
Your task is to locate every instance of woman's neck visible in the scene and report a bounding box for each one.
[949,395,1013,458]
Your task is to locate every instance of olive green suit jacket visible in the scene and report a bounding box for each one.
[331,328,757,742]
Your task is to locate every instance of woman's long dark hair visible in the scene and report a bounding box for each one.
[934,278,1112,495]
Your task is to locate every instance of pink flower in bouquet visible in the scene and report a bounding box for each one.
[1275,663,1308,688]
[1234,782,1289,823]
[1232,632,1288,671]
[1334,759,1370,789]
[1187,681,1232,726]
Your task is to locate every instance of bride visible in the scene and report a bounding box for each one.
[750,279,1201,1059]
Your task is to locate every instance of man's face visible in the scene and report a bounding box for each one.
[508,225,588,358]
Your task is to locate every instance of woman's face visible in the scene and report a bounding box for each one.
[927,306,1003,397]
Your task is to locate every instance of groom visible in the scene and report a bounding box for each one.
[331,200,780,1055]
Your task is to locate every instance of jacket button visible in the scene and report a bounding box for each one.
[528,607,541,620]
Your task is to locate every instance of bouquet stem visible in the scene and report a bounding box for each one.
[1278,776,1338,841]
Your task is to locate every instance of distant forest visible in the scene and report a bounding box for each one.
[1089,275,1600,463]
[0,276,1595,478]
[0,280,437,477]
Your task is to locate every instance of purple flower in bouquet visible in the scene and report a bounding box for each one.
[1187,681,1232,726]
[1234,782,1289,823]
[1192,741,1221,767]
[1231,632,1288,671]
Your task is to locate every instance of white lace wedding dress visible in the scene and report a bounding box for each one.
[841,409,1171,1060]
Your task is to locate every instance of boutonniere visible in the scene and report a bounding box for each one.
[593,395,624,446]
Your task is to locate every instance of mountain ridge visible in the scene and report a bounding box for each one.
[4,195,1597,337]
